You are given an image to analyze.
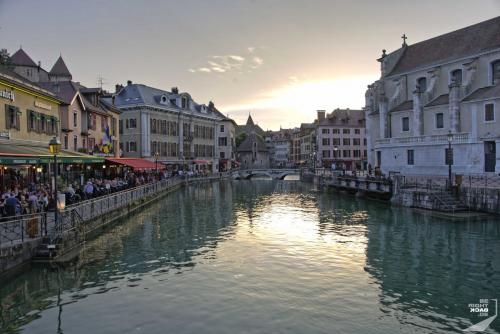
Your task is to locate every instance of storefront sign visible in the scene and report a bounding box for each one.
[34,100,52,110]
[0,89,14,102]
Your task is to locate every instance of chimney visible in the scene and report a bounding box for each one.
[317,110,326,123]
[37,61,41,71]
[115,84,124,93]
[112,95,116,106]
[127,80,132,86]
[171,87,179,94]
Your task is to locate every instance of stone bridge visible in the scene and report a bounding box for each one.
[232,169,301,180]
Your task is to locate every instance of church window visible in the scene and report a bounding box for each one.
[402,117,410,132]
[417,77,427,92]
[450,69,462,85]
[492,60,500,84]
[436,113,444,129]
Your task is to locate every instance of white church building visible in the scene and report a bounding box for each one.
[365,16,500,175]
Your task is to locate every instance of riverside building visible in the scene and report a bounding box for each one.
[315,109,367,170]
[9,47,120,156]
[365,16,500,175]
[111,82,235,172]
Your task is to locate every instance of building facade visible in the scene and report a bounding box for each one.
[112,82,233,172]
[315,109,367,170]
[366,17,500,175]
[265,129,292,167]
[216,114,237,171]
[236,115,270,169]
[8,48,120,156]
[298,123,316,166]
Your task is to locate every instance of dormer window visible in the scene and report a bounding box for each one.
[181,96,189,109]
[417,77,427,92]
[160,95,168,105]
[451,69,462,85]
[491,60,500,85]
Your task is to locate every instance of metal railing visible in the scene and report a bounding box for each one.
[0,212,48,247]
[0,174,224,249]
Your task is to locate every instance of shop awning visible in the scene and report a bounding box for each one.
[0,143,105,164]
[105,158,164,171]
[193,159,211,164]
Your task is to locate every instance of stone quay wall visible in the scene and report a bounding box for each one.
[0,175,226,279]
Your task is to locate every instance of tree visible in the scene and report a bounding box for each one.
[0,49,11,66]
[235,133,247,148]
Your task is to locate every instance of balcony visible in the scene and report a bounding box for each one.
[375,132,470,147]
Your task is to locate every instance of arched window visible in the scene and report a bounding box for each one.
[492,60,500,84]
[451,69,462,85]
[417,77,427,92]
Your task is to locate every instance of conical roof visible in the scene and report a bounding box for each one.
[10,48,37,67]
[49,55,72,77]
[246,114,255,127]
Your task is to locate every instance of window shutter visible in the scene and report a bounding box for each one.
[27,111,31,132]
[5,105,10,129]
[15,107,20,130]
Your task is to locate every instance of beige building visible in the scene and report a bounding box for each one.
[315,109,367,170]
[366,16,500,175]
[13,49,122,157]
[111,82,234,172]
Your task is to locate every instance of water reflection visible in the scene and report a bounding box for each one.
[0,180,499,334]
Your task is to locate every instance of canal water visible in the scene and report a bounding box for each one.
[1,180,500,334]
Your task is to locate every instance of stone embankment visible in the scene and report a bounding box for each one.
[0,175,226,279]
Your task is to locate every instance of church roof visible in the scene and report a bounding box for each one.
[10,48,37,67]
[49,55,72,77]
[462,85,500,102]
[390,100,413,112]
[246,114,255,127]
[237,132,268,153]
[388,16,500,76]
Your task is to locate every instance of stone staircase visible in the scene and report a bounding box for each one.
[430,191,468,213]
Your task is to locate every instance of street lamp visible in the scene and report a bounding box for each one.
[333,146,338,169]
[49,136,61,229]
[447,131,453,189]
[154,151,159,176]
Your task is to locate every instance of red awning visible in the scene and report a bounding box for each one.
[105,158,165,171]
[193,159,210,164]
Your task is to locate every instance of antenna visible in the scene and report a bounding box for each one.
[97,76,107,89]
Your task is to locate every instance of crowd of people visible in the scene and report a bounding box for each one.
[0,168,216,219]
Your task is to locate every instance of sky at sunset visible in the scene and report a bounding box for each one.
[1,0,499,130]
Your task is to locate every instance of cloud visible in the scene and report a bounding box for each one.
[188,48,264,75]
[252,56,263,68]
[228,55,245,62]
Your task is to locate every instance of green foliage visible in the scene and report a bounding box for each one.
[235,133,247,147]
[0,49,11,66]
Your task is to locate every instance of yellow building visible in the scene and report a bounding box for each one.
[0,66,103,191]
